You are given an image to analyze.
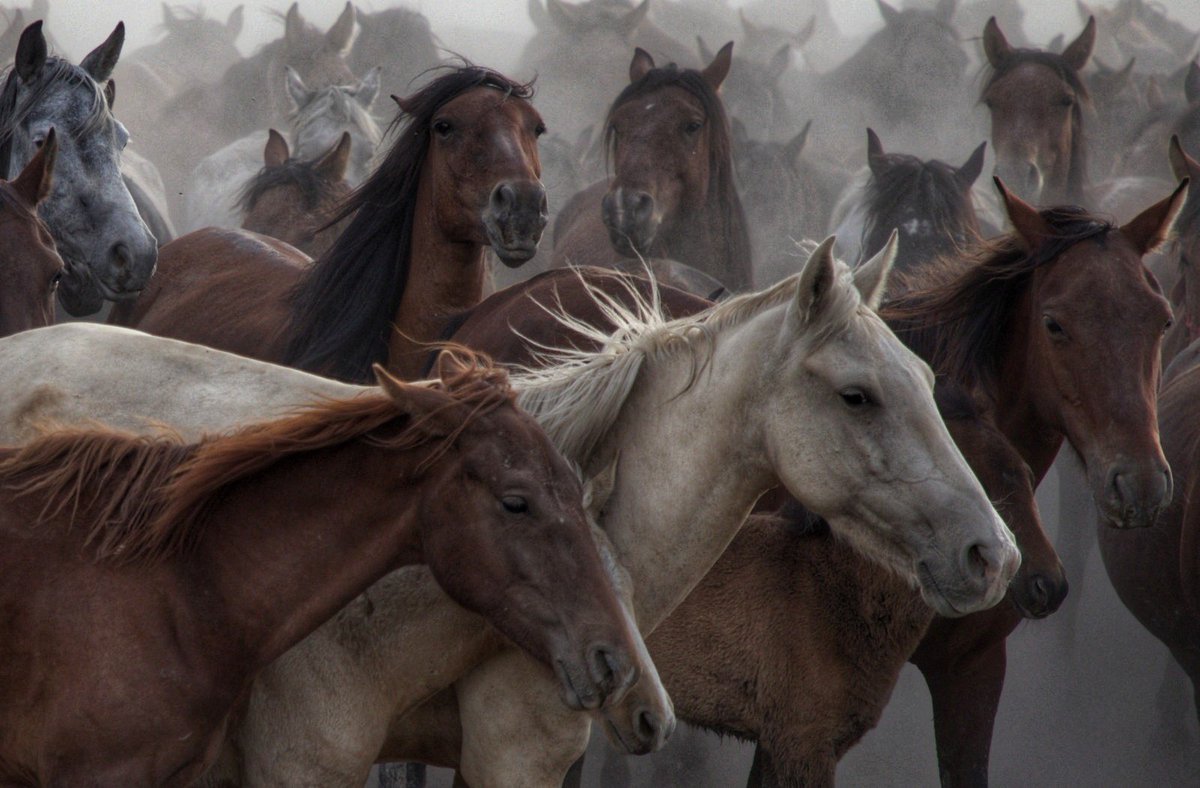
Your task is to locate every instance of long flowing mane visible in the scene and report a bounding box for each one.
[0,57,111,177]
[511,254,862,461]
[883,206,1113,388]
[282,65,535,382]
[604,63,752,286]
[982,49,1090,203]
[0,350,512,565]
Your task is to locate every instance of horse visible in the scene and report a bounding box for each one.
[0,349,643,787]
[0,235,1021,786]
[882,177,1184,785]
[981,16,1094,205]
[183,65,381,234]
[111,64,548,382]
[696,35,793,140]
[350,6,441,99]
[1100,361,1200,745]
[1078,0,1199,75]
[1,21,157,317]
[0,322,675,788]
[1162,136,1200,365]
[0,125,60,337]
[234,130,353,260]
[552,44,753,292]
[830,128,985,278]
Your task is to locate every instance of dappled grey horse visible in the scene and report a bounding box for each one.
[0,21,157,315]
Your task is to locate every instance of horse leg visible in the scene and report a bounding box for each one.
[916,639,1007,788]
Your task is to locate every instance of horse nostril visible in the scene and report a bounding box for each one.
[1031,575,1050,606]
[491,183,516,214]
[589,644,618,689]
[110,242,131,269]
[633,191,653,218]
[636,710,658,743]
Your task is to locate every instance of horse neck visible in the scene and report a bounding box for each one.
[386,163,488,380]
[655,180,752,290]
[192,438,428,671]
[584,316,777,629]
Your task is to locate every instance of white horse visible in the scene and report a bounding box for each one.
[0,237,1019,786]
[182,65,381,234]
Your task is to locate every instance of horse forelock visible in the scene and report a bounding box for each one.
[235,154,344,213]
[283,64,534,382]
[864,155,980,260]
[292,85,382,148]
[883,208,1114,388]
[0,358,512,566]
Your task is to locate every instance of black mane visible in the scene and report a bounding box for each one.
[235,153,342,214]
[282,65,534,382]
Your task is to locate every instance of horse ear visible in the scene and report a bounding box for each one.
[1169,135,1199,183]
[994,176,1052,250]
[263,129,289,168]
[701,41,733,91]
[1120,178,1189,256]
[284,3,304,47]
[786,120,812,169]
[1146,76,1166,111]
[528,0,550,30]
[391,93,417,115]
[14,21,47,83]
[227,5,245,38]
[854,229,898,311]
[958,141,987,187]
[373,364,449,425]
[696,36,714,65]
[162,2,178,29]
[866,128,887,176]
[629,48,655,83]
[81,22,124,82]
[875,0,901,26]
[793,236,838,324]
[935,0,957,22]
[354,66,382,109]
[982,17,1012,68]
[545,0,580,32]
[796,16,817,47]
[104,79,116,109]
[314,132,352,182]
[285,66,311,111]
[1061,16,1096,72]
[10,126,55,207]
[325,3,356,55]
[616,0,650,39]
[1187,62,1200,105]
[739,9,760,38]
[582,454,619,518]
[766,44,791,84]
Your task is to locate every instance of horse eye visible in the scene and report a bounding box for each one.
[839,388,871,408]
[1164,318,1174,333]
[534,122,547,137]
[50,270,62,287]
[501,495,528,514]
[32,137,45,149]
[684,120,703,134]
[1043,315,1066,338]
[432,120,453,138]
[1059,96,1074,107]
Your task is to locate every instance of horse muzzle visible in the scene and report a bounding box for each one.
[602,187,659,257]
[1009,564,1069,619]
[1098,459,1172,529]
[483,179,547,267]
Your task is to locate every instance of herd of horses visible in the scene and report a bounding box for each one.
[0,0,1198,786]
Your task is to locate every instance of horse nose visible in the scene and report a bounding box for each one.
[962,539,1016,594]
[633,706,674,753]
[1104,462,1172,529]
[484,180,548,263]
[601,187,658,255]
[588,642,633,701]
[1015,571,1069,618]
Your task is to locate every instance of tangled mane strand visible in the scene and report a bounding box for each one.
[0,349,513,565]
[282,63,535,382]
[883,206,1113,388]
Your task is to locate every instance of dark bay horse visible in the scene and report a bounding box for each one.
[884,177,1184,785]
[0,124,60,337]
[552,43,753,292]
[0,353,640,786]
[981,16,1094,205]
[237,129,352,259]
[112,65,548,381]
[2,21,157,315]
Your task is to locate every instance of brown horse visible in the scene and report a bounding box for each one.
[1101,361,1200,738]
[0,352,640,787]
[111,65,547,382]
[1162,135,1200,366]
[982,16,1095,205]
[237,129,352,259]
[0,125,60,337]
[552,44,753,292]
[884,177,1183,785]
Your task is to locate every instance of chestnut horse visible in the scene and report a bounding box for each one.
[0,352,640,787]
[111,65,548,381]
[884,177,1183,785]
[981,16,1095,205]
[552,44,753,292]
[237,129,352,259]
[0,125,61,337]
[1101,360,1200,738]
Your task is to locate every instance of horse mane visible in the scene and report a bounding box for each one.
[282,64,535,382]
[511,250,863,462]
[0,349,513,566]
[604,63,752,284]
[0,57,111,178]
[235,153,343,214]
[882,206,1114,389]
[983,49,1090,203]
[863,153,981,267]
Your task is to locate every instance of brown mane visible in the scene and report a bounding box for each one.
[0,348,512,566]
